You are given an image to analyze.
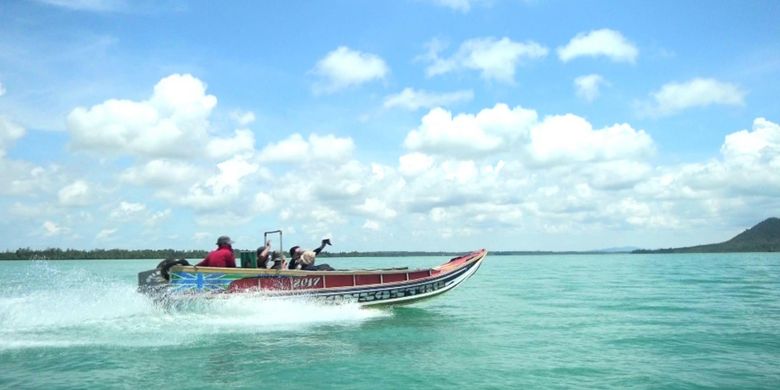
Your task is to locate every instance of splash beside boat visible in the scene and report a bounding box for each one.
[138,249,487,306]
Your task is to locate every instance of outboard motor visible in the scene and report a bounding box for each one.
[137,258,190,294]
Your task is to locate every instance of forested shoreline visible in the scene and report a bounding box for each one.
[0,248,209,260]
[0,248,613,260]
[0,248,467,260]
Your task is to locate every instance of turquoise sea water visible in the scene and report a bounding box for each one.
[1,253,779,389]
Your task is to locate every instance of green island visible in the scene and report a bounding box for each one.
[632,217,780,253]
[2,217,777,260]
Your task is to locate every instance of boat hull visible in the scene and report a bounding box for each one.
[139,250,487,306]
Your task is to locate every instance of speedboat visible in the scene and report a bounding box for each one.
[138,249,487,306]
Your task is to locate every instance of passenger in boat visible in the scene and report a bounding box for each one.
[256,240,271,268]
[269,250,286,269]
[288,238,334,271]
[195,235,236,268]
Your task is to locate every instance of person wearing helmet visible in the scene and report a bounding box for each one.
[195,235,236,268]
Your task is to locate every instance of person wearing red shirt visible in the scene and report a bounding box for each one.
[196,236,236,268]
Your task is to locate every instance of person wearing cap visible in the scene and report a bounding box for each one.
[288,238,334,271]
[196,235,236,268]
[269,250,286,269]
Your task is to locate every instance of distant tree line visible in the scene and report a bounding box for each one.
[318,251,463,258]
[0,248,209,260]
[0,248,466,260]
[319,250,607,257]
[0,248,619,261]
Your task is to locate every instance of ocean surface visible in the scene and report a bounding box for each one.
[1,253,779,389]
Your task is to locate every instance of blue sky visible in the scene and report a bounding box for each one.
[1,0,779,252]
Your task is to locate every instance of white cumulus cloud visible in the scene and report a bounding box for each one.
[36,0,128,12]
[120,159,200,187]
[206,129,256,160]
[355,198,398,220]
[586,160,653,190]
[574,74,607,102]
[558,29,638,63]
[43,220,63,236]
[252,192,276,214]
[175,156,259,211]
[230,110,256,126]
[146,209,172,226]
[721,117,780,166]
[0,161,61,196]
[0,116,26,158]
[404,104,538,156]
[383,88,473,111]
[362,219,381,231]
[96,228,117,240]
[312,46,389,94]
[67,73,217,159]
[14,66,780,252]
[640,78,746,117]
[631,118,780,226]
[58,180,92,207]
[431,0,471,12]
[399,152,435,177]
[109,201,147,220]
[425,37,548,83]
[528,114,654,165]
[259,133,355,164]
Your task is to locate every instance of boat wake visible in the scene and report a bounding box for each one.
[0,261,390,351]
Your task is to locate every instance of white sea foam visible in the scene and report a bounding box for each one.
[0,261,390,350]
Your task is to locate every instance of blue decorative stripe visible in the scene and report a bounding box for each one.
[170,272,231,292]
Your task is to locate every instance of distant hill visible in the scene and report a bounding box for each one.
[633,217,780,253]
